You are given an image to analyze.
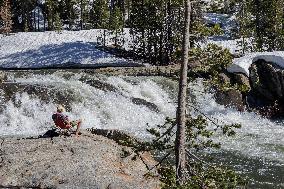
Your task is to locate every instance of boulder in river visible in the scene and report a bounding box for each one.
[215,88,244,111]
[246,59,284,117]
[221,58,284,117]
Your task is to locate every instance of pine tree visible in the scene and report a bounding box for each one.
[91,0,110,29]
[274,0,284,50]
[90,0,110,46]
[62,0,78,30]
[46,0,59,31]
[79,0,89,30]
[0,0,13,35]
[237,0,284,52]
[128,0,208,65]
[109,6,123,46]
[54,12,62,33]
[18,0,38,32]
[236,0,253,54]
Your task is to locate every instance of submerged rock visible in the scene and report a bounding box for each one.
[85,79,118,92]
[132,98,160,113]
[0,130,160,189]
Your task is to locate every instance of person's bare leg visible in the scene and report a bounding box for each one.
[75,119,82,137]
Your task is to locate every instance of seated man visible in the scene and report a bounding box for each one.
[52,105,82,137]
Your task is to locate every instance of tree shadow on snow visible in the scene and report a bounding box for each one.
[0,41,141,69]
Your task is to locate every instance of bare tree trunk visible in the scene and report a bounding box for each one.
[175,0,191,186]
[38,5,40,31]
[80,0,83,30]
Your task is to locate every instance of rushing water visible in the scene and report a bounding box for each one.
[0,70,283,188]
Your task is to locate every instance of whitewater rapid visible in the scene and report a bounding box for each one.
[0,71,283,162]
[0,71,177,138]
[190,80,284,163]
[0,70,283,188]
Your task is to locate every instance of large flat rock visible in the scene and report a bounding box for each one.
[0,131,160,189]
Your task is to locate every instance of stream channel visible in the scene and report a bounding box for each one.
[0,70,283,188]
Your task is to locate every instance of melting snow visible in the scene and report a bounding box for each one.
[227,51,284,76]
[0,30,135,68]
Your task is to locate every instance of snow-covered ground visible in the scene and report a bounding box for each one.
[1,28,284,76]
[0,29,134,68]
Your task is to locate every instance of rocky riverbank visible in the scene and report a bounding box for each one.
[0,130,160,189]
[216,59,284,117]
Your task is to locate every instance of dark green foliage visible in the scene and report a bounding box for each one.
[11,0,36,32]
[144,116,241,152]
[160,164,246,189]
[109,6,123,31]
[109,6,124,46]
[126,115,245,188]
[46,0,58,30]
[80,0,89,29]
[237,0,284,52]
[129,0,185,65]
[90,0,110,29]
[54,12,62,33]
[187,43,251,93]
[60,0,78,30]
[188,43,233,79]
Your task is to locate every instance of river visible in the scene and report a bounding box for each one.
[0,70,283,188]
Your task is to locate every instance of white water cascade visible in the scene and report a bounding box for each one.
[0,70,283,188]
[0,71,177,138]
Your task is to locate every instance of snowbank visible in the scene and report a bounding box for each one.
[227,51,284,76]
[0,30,134,69]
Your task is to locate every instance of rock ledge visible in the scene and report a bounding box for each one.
[0,130,160,189]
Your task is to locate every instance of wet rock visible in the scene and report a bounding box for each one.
[249,60,283,102]
[214,72,246,111]
[0,130,160,189]
[132,98,160,113]
[245,59,284,117]
[215,89,244,111]
[233,73,251,90]
[0,82,80,111]
[87,128,143,146]
[218,72,231,84]
[85,79,117,92]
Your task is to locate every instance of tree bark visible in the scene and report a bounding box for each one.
[175,0,191,186]
[80,0,83,30]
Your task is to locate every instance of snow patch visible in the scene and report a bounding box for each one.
[228,51,284,76]
[0,30,135,68]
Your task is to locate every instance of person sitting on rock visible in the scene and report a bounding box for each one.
[52,105,82,137]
